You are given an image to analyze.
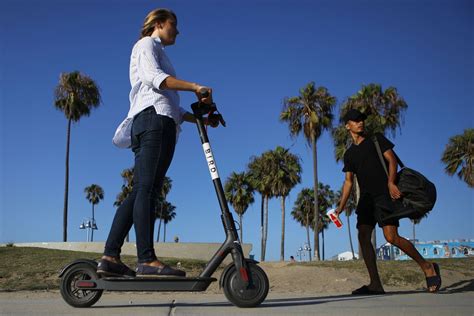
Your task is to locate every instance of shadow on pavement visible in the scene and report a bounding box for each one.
[260,294,376,308]
[384,279,474,295]
[89,283,473,309]
[92,294,382,309]
[92,302,173,309]
[384,290,424,295]
[439,279,474,294]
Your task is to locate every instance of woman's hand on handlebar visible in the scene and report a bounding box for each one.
[195,85,213,104]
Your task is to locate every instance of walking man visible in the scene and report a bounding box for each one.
[335,109,441,294]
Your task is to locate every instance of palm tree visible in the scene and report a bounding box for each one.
[332,83,408,254]
[316,183,335,261]
[114,168,134,242]
[114,168,134,208]
[161,201,176,242]
[332,84,408,158]
[54,71,101,241]
[156,177,172,242]
[84,184,104,242]
[292,184,333,261]
[248,153,274,261]
[441,129,474,188]
[280,82,336,260]
[224,172,255,243]
[335,188,357,260]
[319,213,330,261]
[291,188,315,261]
[265,147,302,261]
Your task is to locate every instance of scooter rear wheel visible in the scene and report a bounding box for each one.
[222,262,269,308]
[60,263,103,308]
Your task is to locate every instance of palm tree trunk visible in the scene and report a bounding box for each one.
[263,196,269,261]
[164,223,167,243]
[239,214,243,243]
[260,195,264,261]
[322,227,325,261]
[91,204,95,242]
[157,219,162,242]
[311,134,320,261]
[280,196,286,261]
[347,215,356,260]
[157,204,164,242]
[412,221,416,244]
[305,214,312,261]
[63,118,71,242]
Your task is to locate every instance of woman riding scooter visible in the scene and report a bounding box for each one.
[99,8,215,278]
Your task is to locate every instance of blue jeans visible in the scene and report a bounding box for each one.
[104,107,176,263]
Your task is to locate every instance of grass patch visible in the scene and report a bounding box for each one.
[0,247,208,291]
[1,247,472,291]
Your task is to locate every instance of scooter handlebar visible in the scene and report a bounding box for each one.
[192,88,225,127]
[198,88,210,98]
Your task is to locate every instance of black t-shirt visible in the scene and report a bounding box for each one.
[342,133,394,195]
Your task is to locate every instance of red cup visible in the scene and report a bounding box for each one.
[327,208,343,228]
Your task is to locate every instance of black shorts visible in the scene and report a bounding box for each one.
[356,193,399,228]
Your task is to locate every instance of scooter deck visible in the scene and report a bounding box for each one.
[80,276,217,292]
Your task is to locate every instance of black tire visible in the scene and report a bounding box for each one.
[222,262,269,308]
[60,263,103,308]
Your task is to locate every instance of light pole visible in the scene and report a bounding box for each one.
[303,243,312,261]
[297,246,303,261]
[297,244,312,262]
[79,218,98,242]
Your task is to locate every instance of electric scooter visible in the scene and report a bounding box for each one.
[59,95,270,308]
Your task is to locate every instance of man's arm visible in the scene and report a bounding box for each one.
[336,171,354,216]
[383,149,401,199]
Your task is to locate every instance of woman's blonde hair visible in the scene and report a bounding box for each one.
[139,8,177,39]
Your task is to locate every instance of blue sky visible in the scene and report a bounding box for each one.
[0,0,472,261]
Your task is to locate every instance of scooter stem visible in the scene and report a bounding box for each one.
[191,101,249,284]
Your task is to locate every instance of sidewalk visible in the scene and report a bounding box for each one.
[1,290,472,315]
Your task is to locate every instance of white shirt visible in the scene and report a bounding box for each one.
[113,36,186,148]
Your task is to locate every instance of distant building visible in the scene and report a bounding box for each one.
[330,251,359,261]
[377,239,474,261]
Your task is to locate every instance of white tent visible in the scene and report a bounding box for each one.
[331,251,359,261]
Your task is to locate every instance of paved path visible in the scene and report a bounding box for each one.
[1,290,472,315]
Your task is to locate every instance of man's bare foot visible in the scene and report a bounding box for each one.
[423,262,436,277]
[423,262,441,292]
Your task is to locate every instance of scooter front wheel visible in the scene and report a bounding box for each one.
[222,262,269,308]
[60,262,103,308]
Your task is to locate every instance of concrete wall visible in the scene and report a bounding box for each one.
[6,242,252,263]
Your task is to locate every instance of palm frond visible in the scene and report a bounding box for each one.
[54,71,101,122]
[441,129,474,187]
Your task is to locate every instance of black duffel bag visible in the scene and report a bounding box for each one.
[372,137,437,222]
